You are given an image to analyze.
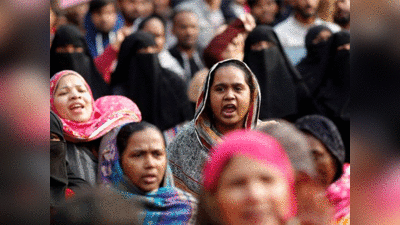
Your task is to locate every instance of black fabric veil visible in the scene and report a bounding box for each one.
[111,31,192,131]
[50,25,109,99]
[296,25,333,95]
[244,25,310,120]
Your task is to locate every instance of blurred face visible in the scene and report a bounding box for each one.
[294,0,320,19]
[251,0,278,25]
[91,3,117,33]
[220,33,245,61]
[118,0,153,23]
[121,127,167,192]
[305,133,337,187]
[50,8,57,30]
[53,75,93,122]
[142,18,165,52]
[334,0,350,26]
[209,65,251,133]
[173,12,199,50]
[312,30,332,45]
[65,3,90,26]
[216,155,291,225]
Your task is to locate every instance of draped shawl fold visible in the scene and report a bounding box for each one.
[167,59,261,193]
[50,70,142,143]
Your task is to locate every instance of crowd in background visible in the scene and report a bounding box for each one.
[50,0,350,224]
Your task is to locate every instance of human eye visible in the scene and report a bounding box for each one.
[260,175,274,184]
[229,178,246,187]
[234,86,243,91]
[152,150,164,157]
[215,86,224,92]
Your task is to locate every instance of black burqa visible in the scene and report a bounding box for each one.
[296,25,333,95]
[315,31,350,162]
[50,111,91,208]
[111,31,193,131]
[244,25,311,120]
[50,25,109,99]
[50,111,68,207]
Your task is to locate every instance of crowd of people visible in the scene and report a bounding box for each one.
[50,0,350,224]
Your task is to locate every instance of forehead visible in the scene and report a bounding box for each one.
[144,18,165,32]
[56,74,87,89]
[126,128,165,148]
[213,65,247,84]
[175,11,198,22]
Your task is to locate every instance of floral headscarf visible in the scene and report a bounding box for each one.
[50,70,142,142]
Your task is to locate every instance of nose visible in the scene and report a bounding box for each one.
[246,182,267,205]
[224,88,235,100]
[69,89,81,99]
[144,155,157,168]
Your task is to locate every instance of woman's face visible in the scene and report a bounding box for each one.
[305,133,337,187]
[53,75,93,122]
[209,65,251,133]
[121,127,167,192]
[216,155,291,225]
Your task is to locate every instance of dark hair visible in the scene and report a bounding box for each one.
[138,14,167,31]
[247,0,279,8]
[116,121,165,159]
[171,9,197,23]
[208,60,255,94]
[89,0,116,14]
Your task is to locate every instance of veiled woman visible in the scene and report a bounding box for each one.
[167,59,261,196]
[50,70,141,187]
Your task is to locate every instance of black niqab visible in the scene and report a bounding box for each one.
[244,25,305,120]
[297,25,333,95]
[112,31,193,131]
[50,25,109,99]
[50,111,68,206]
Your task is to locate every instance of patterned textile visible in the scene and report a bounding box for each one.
[98,125,198,224]
[50,70,142,142]
[326,163,350,222]
[167,59,261,194]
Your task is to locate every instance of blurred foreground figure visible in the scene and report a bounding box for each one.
[198,130,298,225]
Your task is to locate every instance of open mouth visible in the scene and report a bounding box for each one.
[69,103,84,112]
[222,104,237,117]
[142,175,157,184]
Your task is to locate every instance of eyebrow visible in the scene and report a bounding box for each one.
[58,84,84,90]
[213,82,245,87]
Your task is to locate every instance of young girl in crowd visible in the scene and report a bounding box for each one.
[198,130,298,225]
[167,59,261,196]
[50,70,141,187]
[103,121,197,224]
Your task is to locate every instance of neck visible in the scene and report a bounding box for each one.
[177,45,196,57]
[124,19,134,27]
[294,12,316,26]
[215,121,245,135]
[341,23,350,31]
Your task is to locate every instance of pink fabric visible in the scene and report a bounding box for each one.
[202,130,297,221]
[326,163,350,221]
[50,70,142,142]
[59,0,91,9]
[94,45,119,84]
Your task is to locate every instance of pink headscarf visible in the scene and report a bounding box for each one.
[202,130,297,221]
[326,163,350,221]
[50,70,142,142]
